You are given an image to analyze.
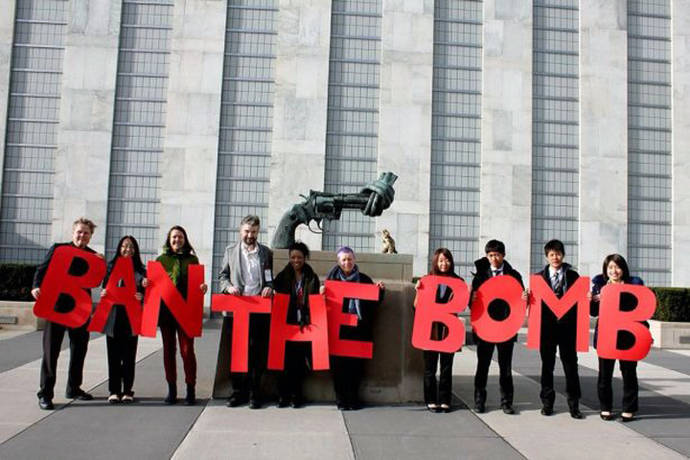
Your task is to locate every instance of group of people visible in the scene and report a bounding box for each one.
[31,217,645,422]
[419,239,645,422]
[31,215,384,412]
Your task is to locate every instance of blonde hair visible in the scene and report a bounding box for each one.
[72,217,96,233]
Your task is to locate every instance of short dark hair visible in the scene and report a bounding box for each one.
[484,239,505,255]
[544,239,565,256]
[430,247,455,276]
[602,254,631,282]
[163,225,196,255]
[288,241,310,259]
[240,215,260,228]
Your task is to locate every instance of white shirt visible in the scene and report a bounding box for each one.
[241,243,262,295]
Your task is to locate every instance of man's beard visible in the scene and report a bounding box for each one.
[243,237,256,246]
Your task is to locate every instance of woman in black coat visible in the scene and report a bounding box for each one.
[589,253,646,422]
[273,242,320,408]
[101,235,146,403]
[415,247,463,413]
[322,246,384,411]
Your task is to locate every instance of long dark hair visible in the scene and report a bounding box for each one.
[162,225,196,256]
[430,248,456,276]
[110,235,145,273]
[601,253,631,283]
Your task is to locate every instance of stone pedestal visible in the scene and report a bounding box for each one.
[212,251,423,403]
[0,301,44,330]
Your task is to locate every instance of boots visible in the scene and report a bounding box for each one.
[164,382,177,405]
[185,384,196,406]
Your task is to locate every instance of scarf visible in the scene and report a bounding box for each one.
[327,264,362,319]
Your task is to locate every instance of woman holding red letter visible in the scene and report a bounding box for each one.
[590,254,646,422]
[415,248,462,413]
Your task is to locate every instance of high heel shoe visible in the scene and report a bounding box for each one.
[426,403,438,412]
[600,411,614,421]
[621,412,635,422]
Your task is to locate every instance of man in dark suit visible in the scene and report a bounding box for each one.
[32,217,102,410]
[218,215,273,409]
[536,239,583,419]
[470,240,525,415]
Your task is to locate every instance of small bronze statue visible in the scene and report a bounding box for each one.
[271,172,398,248]
[380,229,397,254]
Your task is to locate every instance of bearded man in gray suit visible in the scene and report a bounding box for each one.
[218,215,273,409]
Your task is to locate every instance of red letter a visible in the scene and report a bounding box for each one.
[267,293,329,371]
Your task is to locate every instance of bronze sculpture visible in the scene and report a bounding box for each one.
[271,172,398,248]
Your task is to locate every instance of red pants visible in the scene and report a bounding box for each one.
[160,323,196,386]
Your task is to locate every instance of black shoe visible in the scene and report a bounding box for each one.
[570,408,584,419]
[600,411,614,421]
[501,404,515,415]
[249,399,261,409]
[38,396,54,410]
[65,388,93,401]
[474,402,486,414]
[185,385,196,406]
[277,398,290,408]
[621,412,635,422]
[291,396,303,409]
[541,406,553,416]
[337,402,346,410]
[164,383,177,405]
[227,393,248,407]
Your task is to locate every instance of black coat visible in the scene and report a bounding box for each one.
[101,258,146,337]
[590,274,647,350]
[33,242,96,315]
[538,263,580,332]
[470,257,524,342]
[273,262,320,326]
[325,267,383,343]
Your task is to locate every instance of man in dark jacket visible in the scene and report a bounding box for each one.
[32,217,102,410]
[470,240,525,415]
[536,239,583,419]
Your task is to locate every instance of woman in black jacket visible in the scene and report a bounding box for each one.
[589,254,646,422]
[415,248,463,413]
[322,246,384,411]
[101,235,146,404]
[273,242,320,408]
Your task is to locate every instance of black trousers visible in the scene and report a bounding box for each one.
[38,320,90,400]
[332,356,364,407]
[277,342,310,400]
[231,314,270,400]
[423,350,454,405]
[106,334,138,396]
[539,327,581,408]
[598,358,638,413]
[474,338,514,406]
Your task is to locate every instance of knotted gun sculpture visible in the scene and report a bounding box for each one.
[271,172,398,248]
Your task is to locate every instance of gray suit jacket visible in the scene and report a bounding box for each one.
[218,241,273,294]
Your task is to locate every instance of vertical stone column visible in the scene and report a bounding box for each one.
[160,0,226,290]
[376,2,434,275]
[480,0,532,274]
[268,0,332,249]
[52,0,121,250]
[579,0,628,277]
[672,0,690,286]
[0,0,16,197]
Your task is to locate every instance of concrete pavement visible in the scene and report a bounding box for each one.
[0,321,688,459]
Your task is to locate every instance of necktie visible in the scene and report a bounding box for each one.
[493,270,501,277]
[551,272,560,291]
